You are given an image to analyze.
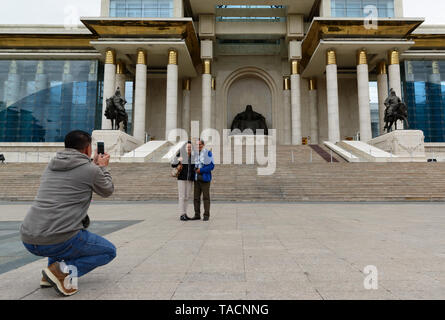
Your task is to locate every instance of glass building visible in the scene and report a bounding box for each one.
[0,60,102,142]
[403,60,445,142]
[0,0,444,146]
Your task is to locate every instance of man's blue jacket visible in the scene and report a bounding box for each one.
[196,149,214,182]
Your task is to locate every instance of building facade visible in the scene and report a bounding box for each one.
[0,0,444,144]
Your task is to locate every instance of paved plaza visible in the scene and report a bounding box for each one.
[0,201,444,300]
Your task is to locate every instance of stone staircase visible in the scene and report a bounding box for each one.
[1,145,445,202]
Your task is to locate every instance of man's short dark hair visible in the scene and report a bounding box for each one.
[64,130,92,151]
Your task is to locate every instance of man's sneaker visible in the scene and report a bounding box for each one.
[190,215,201,220]
[203,216,209,221]
[40,276,52,288]
[180,214,190,221]
[42,262,78,296]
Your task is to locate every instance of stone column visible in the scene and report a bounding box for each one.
[202,59,212,132]
[356,50,372,142]
[290,60,302,145]
[165,49,179,140]
[308,78,319,144]
[211,77,216,130]
[115,61,126,97]
[182,79,191,135]
[102,49,116,130]
[326,50,341,142]
[377,61,389,135]
[388,49,403,129]
[133,49,147,142]
[283,76,291,145]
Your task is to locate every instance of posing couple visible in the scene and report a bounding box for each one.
[171,139,215,222]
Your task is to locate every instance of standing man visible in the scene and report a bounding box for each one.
[192,139,214,221]
[20,130,116,297]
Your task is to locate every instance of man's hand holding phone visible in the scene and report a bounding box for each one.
[94,151,110,167]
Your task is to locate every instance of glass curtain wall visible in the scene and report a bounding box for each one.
[403,60,445,142]
[110,0,174,17]
[0,60,102,142]
[331,0,395,17]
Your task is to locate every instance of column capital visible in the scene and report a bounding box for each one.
[326,50,337,65]
[388,50,399,65]
[137,49,147,65]
[105,49,116,64]
[356,49,367,65]
[183,78,191,91]
[203,59,211,74]
[116,61,125,74]
[168,49,178,65]
[377,61,387,75]
[283,76,290,90]
[211,77,216,90]
[308,78,317,91]
[291,60,301,75]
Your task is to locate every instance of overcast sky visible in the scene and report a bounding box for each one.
[0,0,444,25]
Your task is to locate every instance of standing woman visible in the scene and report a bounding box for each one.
[171,141,195,221]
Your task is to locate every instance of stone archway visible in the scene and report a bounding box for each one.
[221,66,279,132]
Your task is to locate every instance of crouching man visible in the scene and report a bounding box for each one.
[20,130,116,297]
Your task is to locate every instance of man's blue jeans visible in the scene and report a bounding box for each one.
[23,230,116,277]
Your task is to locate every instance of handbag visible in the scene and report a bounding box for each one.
[171,163,183,178]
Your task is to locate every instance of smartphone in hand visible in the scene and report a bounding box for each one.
[97,141,105,155]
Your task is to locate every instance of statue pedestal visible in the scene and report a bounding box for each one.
[92,130,143,158]
[368,130,426,161]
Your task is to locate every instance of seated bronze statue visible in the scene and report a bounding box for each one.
[230,105,268,135]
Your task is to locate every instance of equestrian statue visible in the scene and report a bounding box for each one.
[383,88,409,133]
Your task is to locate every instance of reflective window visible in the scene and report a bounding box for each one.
[403,60,445,142]
[0,60,101,142]
[331,0,395,17]
[110,0,174,18]
[216,5,286,22]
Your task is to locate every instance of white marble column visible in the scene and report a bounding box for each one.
[102,49,116,130]
[326,50,341,142]
[290,60,302,145]
[377,61,389,135]
[283,76,291,145]
[115,61,126,97]
[202,59,212,132]
[388,50,403,129]
[165,49,179,139]
[308,78,319,144]
[211,77,216,130]
[182,79,191,134]
[133,49,147,142]
[356,50,372,142]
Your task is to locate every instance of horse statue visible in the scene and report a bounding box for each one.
[383,88,409,133]
[104,87,128,132]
